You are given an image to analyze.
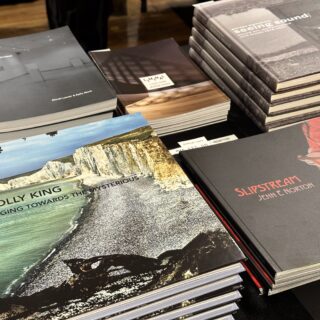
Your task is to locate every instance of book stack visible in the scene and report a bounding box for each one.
[0,27,117,133]
[189,0,320,132]
[0,114,245,320]
[181,117,320,295]
[90,39,230,136]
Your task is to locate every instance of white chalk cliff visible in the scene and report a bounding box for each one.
[0,137,190,191]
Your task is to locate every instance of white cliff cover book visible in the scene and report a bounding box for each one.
[0,114,244,320]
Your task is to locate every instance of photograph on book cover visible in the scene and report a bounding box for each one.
[91,39,228,121]
[0,114,242,320]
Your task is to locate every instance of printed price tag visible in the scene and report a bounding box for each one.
[139,73,174,91]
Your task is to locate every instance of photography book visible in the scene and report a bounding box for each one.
[0,27,116,133]
[192,20,320,114]
[110,282,242,320]
[145,291,241,320]
[181,117,320,294]
[0,114,244,319]
[90,39,230,136]
[189,40,320,131]
[194,0,320,92]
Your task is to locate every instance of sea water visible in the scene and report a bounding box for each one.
[0,179,87,297]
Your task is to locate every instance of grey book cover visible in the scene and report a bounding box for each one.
[190,38,320,129]
[0,27,116,132]
[194,0,320,91]
[192,26,320,116]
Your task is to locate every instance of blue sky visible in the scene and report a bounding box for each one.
[0,113,148,180]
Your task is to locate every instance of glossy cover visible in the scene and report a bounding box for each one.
[0,114,243,320]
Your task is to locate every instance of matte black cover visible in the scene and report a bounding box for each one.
[194,0,320,91]
[181,117,320,276]
[0,27,116,132]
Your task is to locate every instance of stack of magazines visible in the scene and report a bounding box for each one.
[189,0,320,132]
[0,114,245,320]
[90,39,231,136]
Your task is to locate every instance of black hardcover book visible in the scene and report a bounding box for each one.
[0,27,116,133]
[194,0,320,92]
[181,117,320,294]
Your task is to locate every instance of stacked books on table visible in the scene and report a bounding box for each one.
[181,117,320,295]
[189,0,320,132]
[0,113,245,320]
[90,39,230,136]
[0,26,117,133]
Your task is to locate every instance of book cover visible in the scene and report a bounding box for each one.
[192,26,320,116]
[192,18,320,109]
[190,39,320,130]
[181,117,320,289]
[90,39,229,122]
[0,27,116,132]
[195,0,320,91]
[0,114,243,319]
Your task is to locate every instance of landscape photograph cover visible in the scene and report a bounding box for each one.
[0,113,242,320]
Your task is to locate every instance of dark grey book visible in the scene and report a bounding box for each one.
[190,38,320,131]
[189,48,267,132]
[192,18,320,111]
[194,0,320,91]
[0,27,116,133]
[181,117,320,294]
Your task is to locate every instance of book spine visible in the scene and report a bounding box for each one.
[190,39,269,127]
[189,47,267,132]
[194,8,279,92]
[192,27,271,115]
[192,18,274,104]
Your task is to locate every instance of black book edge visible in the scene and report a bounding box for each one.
[192,181,275,290]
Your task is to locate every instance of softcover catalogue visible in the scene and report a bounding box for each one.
[195,0,320,91]
[181,117,320,292]
[0,114,243,319]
